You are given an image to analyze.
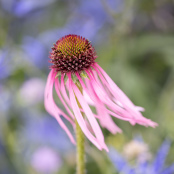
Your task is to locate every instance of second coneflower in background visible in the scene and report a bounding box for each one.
[44,34,157,151]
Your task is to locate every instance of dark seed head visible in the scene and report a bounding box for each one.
[49,34,97,73]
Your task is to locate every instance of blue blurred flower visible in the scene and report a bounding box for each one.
[77,0,109,26]
[18,112,73,152]
[0,49,11,80]
[0,140,18,174]
[106,0,124,13]
[0,48,26,79]
[21,36,48,68]
[109,140,174,174]
[0,0,56,17]
[0,85,11,112]
[39,0,116,47]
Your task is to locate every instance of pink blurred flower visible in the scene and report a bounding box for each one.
[31,147,61,173]
[44,34,157,151]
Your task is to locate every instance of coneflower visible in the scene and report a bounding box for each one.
[44,34,157,174]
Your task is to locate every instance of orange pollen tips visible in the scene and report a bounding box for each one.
[49,34,97,73]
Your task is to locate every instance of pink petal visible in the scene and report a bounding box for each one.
[85,77,122,134]
[76,72,121,133]
[85,70,134,120]
[60,75,71,107]
[68,73,108,151]
[72,80,108,149]
[44,70,76,144]
[94,63,136,108]
[92,65,158,127]
[135,106,145,112]
[54,77,74,120]
[83,90,95,106]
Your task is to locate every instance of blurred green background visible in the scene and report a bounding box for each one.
[0,0,174,174]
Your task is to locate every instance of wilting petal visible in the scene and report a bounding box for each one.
[60,75,72,107]
[85,77,122,134]
[76,71,130,122]
[90,67,137,119]
[83,90,95,105]
[86,70,133,119]
[54,77,74,120]
[76,72,121,134]
[68,73,108,151]
[72,79,108,150]
[44,70,75,144]
[92,64,158,128]
[94,63,137,108]
[135,106,145,112]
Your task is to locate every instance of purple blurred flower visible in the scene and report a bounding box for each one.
[31,147,61,174]
[19,78,45,106]
[109,140,174,174]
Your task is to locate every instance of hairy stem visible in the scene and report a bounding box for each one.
[75,82,85,174]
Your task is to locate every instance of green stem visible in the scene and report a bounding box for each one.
[75,82,85,174]
[75,119,85,174]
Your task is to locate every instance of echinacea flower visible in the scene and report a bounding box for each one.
[44,34,157,151]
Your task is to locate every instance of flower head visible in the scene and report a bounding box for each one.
[45,34,157,151]
[50,34,96,73]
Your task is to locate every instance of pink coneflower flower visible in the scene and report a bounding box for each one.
[44,34,157,151]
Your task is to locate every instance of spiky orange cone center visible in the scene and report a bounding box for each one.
[49,34,97,73]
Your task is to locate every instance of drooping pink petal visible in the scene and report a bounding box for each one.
[91,64,158,127]
[84,71,136,124]
[85,69,134,120]
[68,73,108,151]
[89,68,133,115]
[85,76,122,134]
[75,72,121,133]
[135,106,145,112]
[92,64,143,116]
[83,90,95,106]
[92,65,137,109]
[44,70,76,144]
[60,75,71,107]
[72,80,108,150]
[94,63,137,108]
[54,77,74,120]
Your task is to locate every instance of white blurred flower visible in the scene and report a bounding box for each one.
[31,147,61,174]
[19,78,45,106]
[123,140,151,162]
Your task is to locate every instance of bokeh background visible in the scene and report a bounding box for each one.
[0,0,174,174]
